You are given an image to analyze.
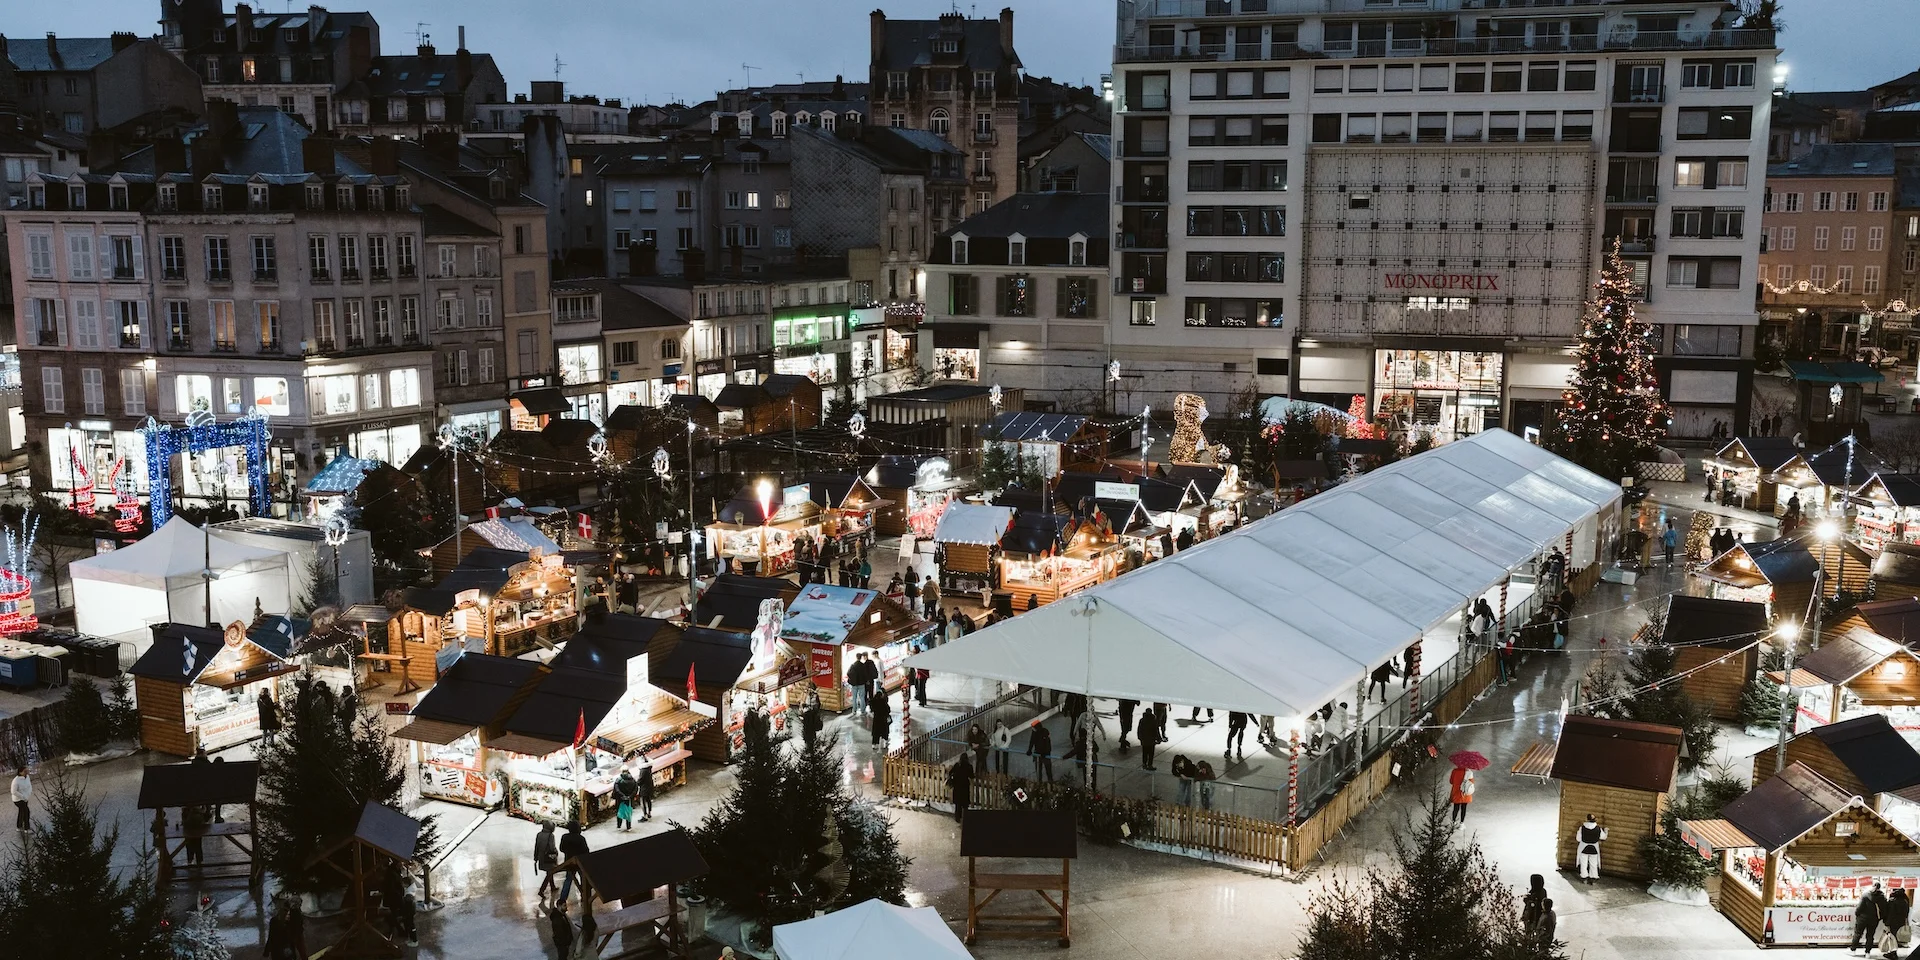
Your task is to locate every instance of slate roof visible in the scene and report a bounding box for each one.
[876,17,1020,72]
[1768,142,1897,178]
[7,37,117,73]
[988,410,1088,443]
[1797,714,1920,796]
[423,204,497,238]
[947,192,1108,240]
[355,52,502,97]
[550,278,684,331]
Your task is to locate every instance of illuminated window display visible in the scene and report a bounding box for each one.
[1373,349,1504,443]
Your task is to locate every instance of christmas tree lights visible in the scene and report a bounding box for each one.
[1550,243,1671,480]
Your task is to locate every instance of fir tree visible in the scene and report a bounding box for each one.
[255,675,440,895]
[172,896,230,960]
[57,675,111,755]
[1739,648,1797,730]
[1550,244,1671,481]
[0,775,174,960]
[686,711,910,944]
[1619,644,1718,771]
[106,673,140,743]
[1296,788,1563,960]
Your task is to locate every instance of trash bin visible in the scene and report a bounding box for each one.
[682,893,708,939]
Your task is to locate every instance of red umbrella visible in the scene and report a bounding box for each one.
[1449,750,1490,771]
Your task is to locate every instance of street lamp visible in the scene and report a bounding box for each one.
[1814,519,1843,639]
[685,420,698,603]
[1773,619,1804,773]
[756,478,775,576]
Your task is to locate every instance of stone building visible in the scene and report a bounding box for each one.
[868,8,1023,216]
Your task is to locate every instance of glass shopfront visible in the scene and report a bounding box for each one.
[1373,349,1504,443]
[931,347,979,381]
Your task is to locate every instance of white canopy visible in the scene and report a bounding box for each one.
[772,899,972,960]
[70,516,295,648]
[933,503,1015,545]
[908,429,1620,720]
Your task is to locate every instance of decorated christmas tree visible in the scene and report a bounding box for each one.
[1550,243,1671,481]
[172,896,229,960]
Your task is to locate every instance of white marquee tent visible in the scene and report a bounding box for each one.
[771,899,972,960]
[70,516,295,649]
[908,429,1621,721]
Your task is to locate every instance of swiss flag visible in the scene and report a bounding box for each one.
[572,707,586,749]
[486,505,501,520]
[577,511,592,540]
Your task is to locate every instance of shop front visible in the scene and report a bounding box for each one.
[777,583,930,713]
[695,360,729,400]
[1372,348,1504,443]
[1694,538,1820,619]
[707,483,826,577]
[1772,628,1920,740]
[1853,473,1920,554]
[1708,437,1800,517]
[805,474,887,546]
[1684,762,1920,946]
[391,653,547,810]
[129,620,303,757]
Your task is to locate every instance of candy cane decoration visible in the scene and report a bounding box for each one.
[1287,722,1300,826]
[108,458,141,534]
[1408,639,1424,717]
[898,670,911,755]
[69,447,95,516]
[1498,576,1510,636]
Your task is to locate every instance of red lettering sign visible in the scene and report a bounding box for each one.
[810,644,837,688]
[1382,273,1501,292]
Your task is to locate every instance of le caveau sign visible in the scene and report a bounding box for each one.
[1381,273,1501,291]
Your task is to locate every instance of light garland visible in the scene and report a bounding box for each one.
[143,412,273,528]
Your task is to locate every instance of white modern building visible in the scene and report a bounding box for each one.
[1108,0,1777,437]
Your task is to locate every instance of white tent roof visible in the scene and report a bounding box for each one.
[772,899,972,960]
[70,516,291,588]
[908,429,1620,720]
[933,503,1015,545]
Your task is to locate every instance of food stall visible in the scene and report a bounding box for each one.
[1682,762,1920,946]
[129,620,303,757]
[866,456,962,539]
[805,473,889,546]
[1853,473,1920,554]
[492,638,713,825]
[999,506,1127,612]
[932,503,1014,588]
[1655,596,1766,722]
[1694,537,1822,620]
[1543,715,1683,881]
[650,621,765,762]
[1750,713,1920,840]
[1708,437,1801,515]
[707,483,826,577]
[394,547,583,672]
[777,583,931,713]
[391,653,546,809]
[997,510,1070,600]
[1769,626,1920,740]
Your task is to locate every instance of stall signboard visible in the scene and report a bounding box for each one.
[810,644,836,688]
[1096,481,1141,501]
[776,655,808,689]
[779,584,877,646]
[1763,905,1857,945]
[384,701,411,716]
[594,736,622,756]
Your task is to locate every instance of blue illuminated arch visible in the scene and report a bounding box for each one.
[143,414,272,528]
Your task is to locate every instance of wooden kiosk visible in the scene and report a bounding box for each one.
[1695,537,1823,620]
[1682,763,1920,946]
[1708,436,1802,514]
[129,621,302,757]
[1751,713,1920,809]
[961,809,1078,948]
[1546,715,1683,881]
[307,802,421,959]
[575,828,709,959]
[932,504,1014,592]
[138,759,262,889]
[1654,596,1766,721]
[777,583,932,713]
[1768,627,1920,733]
[390,653,547,810]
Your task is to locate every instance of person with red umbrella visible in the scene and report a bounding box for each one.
[1448,751,1489,823]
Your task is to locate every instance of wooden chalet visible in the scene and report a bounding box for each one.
[1546,715,1683,881]
[1768,626,1920,732]
[130,620,303,757]
[1654,595,1766,721]
[867,383,1020,467]
[1707,436,1803,514]
[1750,714,1920,816]
[984,411,1107,478]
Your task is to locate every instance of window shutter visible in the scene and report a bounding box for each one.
[131,235,145,279]
[137,301,149,348]
[54,299,66,344]
[97,235,111,279]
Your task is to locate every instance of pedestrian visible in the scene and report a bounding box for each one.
[1189,704,1215,723]
[1448,765,1475,822]
[801,689,824,750]
[991,720,1013,774]
[181,801,207,867]
[557,820,590,905]
[847,653,877,719]
[1574,814,1607,884]
[1705,466,1717,503]
[922,576,941,619]
[947,753,974,823]
[634,758,654,821]
[1137,708,1162,770]
[1520,874,1547,934]
[1173,754,1196,806]
[1536,898,1557,946]
[1225,711,1248,761]
[945,609,965,642]
[1075,706,1106,778]
[869,686,892,749]
[264,894,308,960]
[968,723,989,771]
[1368,659,1395,703]
[1662,520,1678,566]
[10,766,29,831]
[1028,722,1054,781]
[904,575,919,609]
[913,666,930,706]
[548,904,575,960]
[1472,597,1496,645]
[1306,710,1328,755]
[1496,635,1512,684]
[1027,592,1040,612]
[533,821,559,899]
[1881,888,1911,958]
[1118,699,1137,750]
[382,862,418,945]
[859,556,872,588]
[257,689,281,748]
[1853,883,1889,953]
[1258,714,1277,748]
[612,768,639,831]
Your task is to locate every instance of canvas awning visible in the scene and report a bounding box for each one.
[1785,360,1885,384]
[908,429,1620,719]
[772,899,973,960]
[932,504,1015,545]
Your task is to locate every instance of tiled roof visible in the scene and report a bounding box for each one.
[7,37,116,73]
[1767,142,1896,178]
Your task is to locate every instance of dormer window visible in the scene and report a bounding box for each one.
[395,185,411,208]
[247,183,269,211]
[1069,234,1088,266]
[771,112,787,137]
[1008,233,1026,266]
[935,39,959,55]
[821,111,836,133]
[305,183,324,208]
[794,111,812,127]
[336,185,354,210]
[68,184,86,208]
[157,183,177,211]
[952,233,969,265]
[203,184,223,211]
[367,186,384,210]
[845,112,861,125]
[737,112,753,138]
[110,185,129,210]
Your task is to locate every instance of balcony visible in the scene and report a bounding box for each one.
[207,270,232,284]
[346,337,366,349]
[972,129,997,144]
[402,331,422,345]
[259,340,284,354]
[213,340,238,353]
[340,268,361,282]
[1605,234,1656,254]
[399,265,418,278]
[1617,84,1667,104]
[119,334,142,349]
[161,268,187,283]
[1116,275,1167,295]
[111,266,135,281]
[1605,187,1659,205]
[371,268,390,281]
[1117,231,1169,250]
[972,172,996,186]
[1609,133,1664,154]
[168,337,190,351]
[1114,25,1770,64]
[311,339,337,354]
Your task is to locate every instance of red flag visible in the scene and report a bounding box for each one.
[577,511,592,540]
[486,505,501,520]
[572,707,586,749]
[687,663,697,702]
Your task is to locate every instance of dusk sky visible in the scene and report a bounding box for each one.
[3,1,1910,105]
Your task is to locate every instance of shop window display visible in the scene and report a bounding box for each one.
[1373,349,1503,443]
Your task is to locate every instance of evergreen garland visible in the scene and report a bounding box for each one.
[1548,243,1672,481]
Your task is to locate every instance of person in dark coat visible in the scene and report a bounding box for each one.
[946,754,975,823]
[801,692,824,750]
[257,690,282,747]
[1225,711,1249,761]
[847,653,878,719]
[1854,884,1890,952]
[533,821,559,899]
[1368,659,1395,703]
[264,894,308,960]
[967,723,989,771]
[1137,709,1162,770]
[1521,874,1547,934]
[1118,699,1138,750]
[1882,889,1911,957]
[1536,899,1557,946]
[548,904,574,960]
[868,686,891,748]
[1028,723,1054,781]
[634,759,655,821]
[557,821,590,905]
[611,770,639,831]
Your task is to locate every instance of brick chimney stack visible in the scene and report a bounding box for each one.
[1000,8,1014,58]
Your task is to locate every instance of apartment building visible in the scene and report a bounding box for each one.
[5,32,202,136]
[332,33,506,139]
[159,0,377,133]
[1759,143,1899,356]
[598,150,707,280]
[551,277,690,424]
[1108,0,1775,438]
[12,106,437,512]
[787,124,967,306]
[869,9,1023,214]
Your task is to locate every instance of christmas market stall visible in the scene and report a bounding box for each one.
[139,758,262,888]
[1694,536,1821,618]
[779,582,932,712]
[415,546,583,662]
[390,653,546,810]
[1682,762,1920,946]
[1707,437,1802,515]
[491,630,712,824]
[1768,627,1920,738]
[1653,595,1766,722]
[864,455,965,540]
[1836,597,1920,647]
[1772,438,1892,521]
[693,575,798,631]
[804,473,889,546]
[1874,545,1920,600]
[933,504,1015,591]
[999,505,1129,612]
[428,516,561,578]
[70,517,294,651]
[997,510,1071,605]
[983,411,1106,480]
[130,620,303,756]
[1544,715,1683,881]
[707,483,825,576]
[647,623,760,762]
[1852,473,1920,554]
[1752,713,1920,839]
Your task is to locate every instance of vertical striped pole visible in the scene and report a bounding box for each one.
[1287,723,1300,827]
[1409,639,1424,717]
[1498,576,1510,635]
[1565,530,1575,585]
[899,673,910,755]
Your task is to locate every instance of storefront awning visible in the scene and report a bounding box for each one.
[1785,360,1886,384]
[1677,818,1760,853]
[510,387,571,416]
[391,718,479,745]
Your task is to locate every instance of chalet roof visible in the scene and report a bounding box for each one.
[1548,715,1682,793]
[1797,714,1920,795]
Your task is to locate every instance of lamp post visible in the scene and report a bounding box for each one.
[1814,520,1839,648]
[686,420,698,603]
[1774,618,1805,773]
[756,478,774,576]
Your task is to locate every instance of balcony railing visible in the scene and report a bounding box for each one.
[207,270,232,284]
[1606,234,1656,254]
[1618,84,1667,104]
[1605,187,1660,204]
[212,340,238,352]
[399,265,418,278]
[340,268,361,282]
[119,334,143,349]
[1117,231,1169,250]
[111,266,135,280]
[311,339,337,354]
[972,129,997,144]
[972,172,996,185]
[1116,26,1771,63]
[253,269,278,283]
[168,337,190,351]
[371,268,390,281]
[402,331,422,345]
[1115,275,1168,295]
[161,268,186,282]
[36,330,60,347]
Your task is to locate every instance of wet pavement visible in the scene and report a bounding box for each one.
[0,482,1851,958]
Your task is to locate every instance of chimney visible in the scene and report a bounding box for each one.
[110,32,137,54]
[85,132,118,170]
[368,136,398,176]
[309,6,325,42]
[235,4,254,52]
[346,25,372,81]
[44,33,57,68]
[205,98,240,143]
[870,10,886,65]
[190,139,220,181]
[152,136,187,176]
[301,136,335,176]
[628,241,657,277]
[423,129,461,168]
[456,45,472,92]
[832,74,845,100]
[458,26,466,50]
[1000,8,1014,58]
[417,40,434,58]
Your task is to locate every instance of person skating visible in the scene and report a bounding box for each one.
[1258,714,1277,748]
[1574,814,1607,884]
[1137,708,1163,770]
[1028,722,1054,781]
[1368,659,1395,703]
[1851,882,1888,953]
[1117,699,1137,751]
[1189,704,1214,724]
[991,720,1013,774]
[1074,704,1107,781]
[1448,765,1476,822]
[612,768,640,831]
[947,753,975,823]
[1225,711,1248,761]
[533,821,559,900]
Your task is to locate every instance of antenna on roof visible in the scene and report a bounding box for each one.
[554,55,566,81]
[741,63,760,87]
[412,22,429,47]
